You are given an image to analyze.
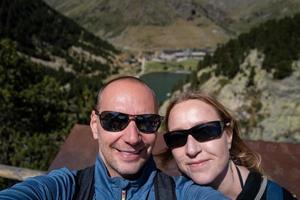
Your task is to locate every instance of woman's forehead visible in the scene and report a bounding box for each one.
[168,100,220,129]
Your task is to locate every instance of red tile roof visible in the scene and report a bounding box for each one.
[49,124,300,197]
[49,124,98,170]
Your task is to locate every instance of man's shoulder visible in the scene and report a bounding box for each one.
[173,176,229,200]
[31,167,77,186]
[47,167,77,179]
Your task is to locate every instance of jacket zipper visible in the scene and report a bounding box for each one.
[121,190,126,200]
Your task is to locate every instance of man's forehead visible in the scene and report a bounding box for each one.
[102,79,152,95]
[101,80,155,104]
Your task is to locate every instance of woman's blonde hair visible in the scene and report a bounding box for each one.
[164,90,262,172]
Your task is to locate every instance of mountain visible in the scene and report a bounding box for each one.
[0,0,119,76]
[44,0,300,50]
[161,14,300,143]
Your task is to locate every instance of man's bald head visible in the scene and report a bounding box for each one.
[95,76,158,113]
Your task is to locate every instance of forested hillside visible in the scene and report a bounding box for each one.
[199,13,300,80]
[0,0,119,74]
[171,13,300,143]
[0,0,119,188]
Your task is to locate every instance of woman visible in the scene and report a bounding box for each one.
[163,91,297,200]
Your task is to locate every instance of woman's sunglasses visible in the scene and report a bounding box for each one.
[163,121,228,148]
[94,110,163,133]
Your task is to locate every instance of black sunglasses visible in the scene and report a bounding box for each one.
[94,110,163,133]
[164,121,228,148]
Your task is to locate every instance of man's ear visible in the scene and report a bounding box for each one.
[90,110,99,140]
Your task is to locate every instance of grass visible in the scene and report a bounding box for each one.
[112,18,229,51]
[179,59,199,70]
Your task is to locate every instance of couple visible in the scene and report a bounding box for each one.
[0,76,295,199]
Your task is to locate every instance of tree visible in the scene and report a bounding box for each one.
[0,39,75,171]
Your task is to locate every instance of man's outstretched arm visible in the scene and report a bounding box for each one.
[0,168,76,200]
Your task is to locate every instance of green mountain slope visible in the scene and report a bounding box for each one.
[1,0,119,75]
[44,0,300,50]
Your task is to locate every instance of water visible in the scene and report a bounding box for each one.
[140,71,190,105]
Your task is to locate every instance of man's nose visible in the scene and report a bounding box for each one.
[123,121,142,145]
[185,135,202,158]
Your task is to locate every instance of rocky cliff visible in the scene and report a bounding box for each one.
[162,50,300,142]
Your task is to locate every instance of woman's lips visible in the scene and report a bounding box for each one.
[187,159,210,169]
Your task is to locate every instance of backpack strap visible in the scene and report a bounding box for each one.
[73,165,95,200]
[254,176,267,200]
[154,171,177,200]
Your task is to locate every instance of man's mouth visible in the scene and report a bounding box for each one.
[116,148,144,160]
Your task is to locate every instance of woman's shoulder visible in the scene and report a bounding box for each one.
[237,171,297,200]
[265,179,297,200]
[238,171,297,200]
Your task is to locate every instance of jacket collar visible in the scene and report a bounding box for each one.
[94,155,157,198]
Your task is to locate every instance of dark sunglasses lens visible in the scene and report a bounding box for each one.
[164,132,188,148]
[100,112,129,132]
[164,121,224,148]
[192,122,223,142]
[136,114,162,133]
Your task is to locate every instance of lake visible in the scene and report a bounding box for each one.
[140,71,190,105]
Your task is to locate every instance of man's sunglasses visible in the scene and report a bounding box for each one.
[94,110,163,133]
[163,121,228,148]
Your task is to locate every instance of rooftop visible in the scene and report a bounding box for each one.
[49,124,300,197]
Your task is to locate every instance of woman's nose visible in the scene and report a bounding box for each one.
[185,135,202,158]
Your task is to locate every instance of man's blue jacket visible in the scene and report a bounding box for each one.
[0,156,227,200]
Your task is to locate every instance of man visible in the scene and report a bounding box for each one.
[0,76,227,199]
